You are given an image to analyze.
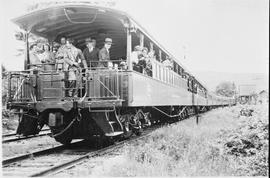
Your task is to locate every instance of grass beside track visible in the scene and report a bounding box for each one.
[95,104,268,176]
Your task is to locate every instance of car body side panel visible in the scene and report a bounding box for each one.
[126,72,193,106]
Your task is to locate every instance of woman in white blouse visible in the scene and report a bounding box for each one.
[40,44,55,71]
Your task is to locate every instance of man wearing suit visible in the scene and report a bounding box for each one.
[99,38,112,68]
[83,37,100,68]
[63,38,86,97]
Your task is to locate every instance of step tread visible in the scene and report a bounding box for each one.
[109,121,117,124]
[105,131,123,137]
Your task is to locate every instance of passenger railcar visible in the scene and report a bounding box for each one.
[6,2,235,144]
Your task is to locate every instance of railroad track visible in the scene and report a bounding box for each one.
[2,129,51,143]
[2,124,164,177]
[2,139,86,176]
[2,113,200,177]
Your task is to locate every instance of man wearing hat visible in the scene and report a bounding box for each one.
[55,36,67,70]
[131,45,143,72]
[98,38,112,68]
[29,43,42,69]
[83,37,100,68]
[62,38,86,97]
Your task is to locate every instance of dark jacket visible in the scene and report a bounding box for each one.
[99,47,110,61]
[83,47,99,67]
[98,47,110,67]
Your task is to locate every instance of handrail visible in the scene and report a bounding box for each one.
[12,79,26,100]
[86,69,120,100]
[96,78,117,97]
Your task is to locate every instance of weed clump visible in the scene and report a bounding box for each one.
[96,104,269,176]
[221,104,269,176]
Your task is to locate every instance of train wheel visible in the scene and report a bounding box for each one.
[130,114,143,136]
[119,115,133,139]
[136,109,151,127]
[134,127,143,136]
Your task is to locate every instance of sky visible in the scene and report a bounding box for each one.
[0,0,269,75]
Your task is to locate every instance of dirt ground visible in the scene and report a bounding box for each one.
[1,109,60,159]
[2,109,19,134]
[2,136,61,159]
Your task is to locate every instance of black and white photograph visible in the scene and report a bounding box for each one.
[0,0,268,177]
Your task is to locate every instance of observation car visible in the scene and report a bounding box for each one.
[7,2,236,144]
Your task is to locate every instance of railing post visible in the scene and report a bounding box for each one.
[126,28,132,70]
[7,72,12,102]
[140,33,144,48]
[116,70,119,99]
[24,32,30,70]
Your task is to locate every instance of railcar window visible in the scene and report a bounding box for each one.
[171,72,173,84]
[163,68,165,82]
[163,68,166,83]
[153,62,157,78]
[159,65,162,81]
[129,29,190,90]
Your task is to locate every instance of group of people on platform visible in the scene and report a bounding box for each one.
[131,45,152,76]
[29,35,173,96]
[130,45,173,77]
[29,36,114,97]
[29,36,114,71]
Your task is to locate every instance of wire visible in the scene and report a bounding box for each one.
[52,118,77,138]
[152,106,187,118]
[64,8,98,24]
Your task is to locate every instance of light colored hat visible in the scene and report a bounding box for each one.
[104,38,113,44]
[134,45,142,51]
[85,37,92,44]
[142,47,148,52]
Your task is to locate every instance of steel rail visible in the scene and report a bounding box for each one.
[2,128,50,138]
[2,132,51,143]
[3,110,207,177]
[29,128,157,177]
[2,129,51,143]
[2,140,83,166]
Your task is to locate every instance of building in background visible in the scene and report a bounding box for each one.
[257,90,269,104]
[238,84,257,104]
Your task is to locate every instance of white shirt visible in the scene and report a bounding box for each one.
[163,59,172,69]
[88,46,93,53]
[131,51,139,64]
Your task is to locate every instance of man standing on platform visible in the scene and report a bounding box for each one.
[99,38,113,68]
[83,37,99,68]
[63,38,86,97]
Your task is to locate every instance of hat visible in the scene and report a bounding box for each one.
[30,43,37,50]
[104,38,113,44]
[134,45,142,51]
[66,38,74,43]
[142,47,148,52]
[85,37,92,44]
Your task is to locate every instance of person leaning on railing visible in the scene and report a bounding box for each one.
[140,47,150,74]
[29,43,43,70]
[40,43,55,71]
[145,48,154,77]
[131,45,142,72]
[162,56,173,70]
[55,36,68,71]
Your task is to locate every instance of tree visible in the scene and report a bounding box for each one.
[1,64,7,78]
[215,81,236,97]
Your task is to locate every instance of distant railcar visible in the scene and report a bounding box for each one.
[7,2,236,144]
